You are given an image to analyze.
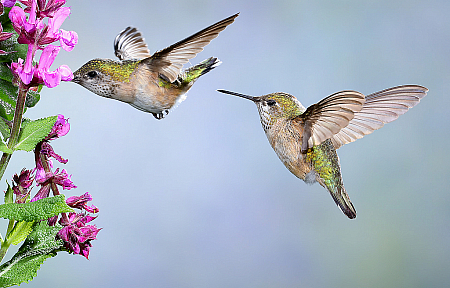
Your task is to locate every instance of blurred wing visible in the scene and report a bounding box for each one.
[331,85,428,149]
[299,91,365,152]
[114,27,152,60]
[141,13,239,82]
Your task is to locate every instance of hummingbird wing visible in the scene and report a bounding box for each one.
[114,27,152,61]
[330,85,428,149]
[297,91,365,153]
[140,13,239,82]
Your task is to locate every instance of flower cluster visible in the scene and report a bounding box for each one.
[0,2,14,54]
[11,114,100,259]
[34,114,69,183]
[12,168,33,203]
[8,0,77,87]
[57,192,100,259]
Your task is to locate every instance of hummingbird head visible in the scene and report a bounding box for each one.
[72,59,115,97]
[72,59,137,98]
[217,90,306,130]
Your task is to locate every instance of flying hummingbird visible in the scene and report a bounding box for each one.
[218,85,428,219]
[72,13,239,119]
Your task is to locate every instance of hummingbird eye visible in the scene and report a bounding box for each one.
[87,71,98,78]
[266,99,277,106]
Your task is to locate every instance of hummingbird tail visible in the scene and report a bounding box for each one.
[182,57,221,84]
[327,184,357,219]
[308,140,356,219]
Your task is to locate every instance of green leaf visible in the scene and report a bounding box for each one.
[7,221,34,246]
[0,221,65,287]
[0,141,12,154]
[25,86,41,108]
[0,79,17,121]
[0,195,73,222]
[0,78,43,121]
[0,63,13,82]
[4,183,12,205]
[0,79,17,107]
[0,7,12,25]
[0,119,10,141]
[14,115,57,152]
[0,102,13,122]
[0,23,28,64]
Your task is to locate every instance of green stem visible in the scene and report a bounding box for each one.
[39,152,60,197]
[0,219,15,261]
[0,240,10,261]
[0,83,28,181]
[8,84,28,148]
[0,84,28,262]
[5,219,14,237]
[0,153,11,184]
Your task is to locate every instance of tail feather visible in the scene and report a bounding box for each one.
[315,169,356,219]
[181,57,221,83]
[316,175,356,219]
[308,139,357,219]
[328,184,357,219]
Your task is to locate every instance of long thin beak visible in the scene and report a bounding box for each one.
[217,89,257,102]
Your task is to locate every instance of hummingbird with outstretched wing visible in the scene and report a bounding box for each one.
[73,13,239,119]
[218,85,427,219]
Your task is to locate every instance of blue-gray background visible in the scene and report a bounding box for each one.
[5,0,449,287]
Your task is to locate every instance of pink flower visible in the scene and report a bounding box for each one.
[12,44,74,87]
[11,46,35,84]
[35,115,70,182]
[36,0,66,18]
[32,168,76,201]
[52,168,76,189]
[9,0,76,88]
[0,23,13,42]
[2,0,17,8]
[35,142,68,183]
[47,114,70,140]
[36,6,77,51]
[12,168,34,202]
[35,44,73,87]
[57,212,101,259]
[46,6,69,36]
[9,3,43,45]
[40,140,68,163]
[66,192,99,213]
[30,182,50,201]
[59,29,77,51]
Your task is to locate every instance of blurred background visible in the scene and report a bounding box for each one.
[4,0,449,287]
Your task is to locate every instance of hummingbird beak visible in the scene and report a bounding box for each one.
[217,89,258,102]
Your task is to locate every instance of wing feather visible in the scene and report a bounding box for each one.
[142,13,239,82]
[331,85,428,149]
[298,90,365,152]
[114,27,152,60]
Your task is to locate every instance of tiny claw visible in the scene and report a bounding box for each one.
[152,112,164,119]
[152,110,169,120]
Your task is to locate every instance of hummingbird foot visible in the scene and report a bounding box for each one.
[152,110,170,120]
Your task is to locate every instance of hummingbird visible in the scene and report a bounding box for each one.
[72,13,239,119]
[217,85,428,219]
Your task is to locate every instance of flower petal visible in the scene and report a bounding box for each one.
[47,6,70,36]
[42,70,61,88]
[59,29,77,51]
[57,64,73,81]
[9,6,25,33]
[38,44,60,71]
[3,0,17,8]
